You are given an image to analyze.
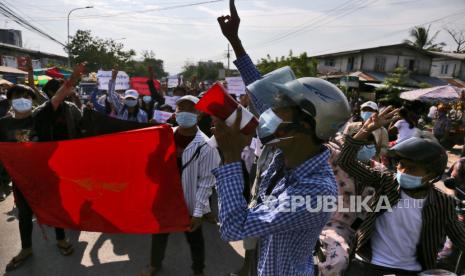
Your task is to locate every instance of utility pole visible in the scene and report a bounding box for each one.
[226,43,232,77]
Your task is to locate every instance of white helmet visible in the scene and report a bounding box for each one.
[248,68,351,141]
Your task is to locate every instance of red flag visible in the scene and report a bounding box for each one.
[130,77,161,96]
[196,82,258,135]
[0,125,190,234]
[46,67,64,79]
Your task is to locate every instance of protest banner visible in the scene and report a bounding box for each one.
[0,125,189,234]
[97,70,130,90]
[225,76,246,96]
[167,75,181,88]
[164,96,180,110]
[130,77,161,96]
[153,110,173,124]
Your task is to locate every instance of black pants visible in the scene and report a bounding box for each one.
[13,184,66,249]
[151,228,205,274]
[345,259,420,276]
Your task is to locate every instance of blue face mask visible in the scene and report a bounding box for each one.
[176,112,198,128]
[396,171,424,190]
[143,96,152,104]
[124,99,138,107]
[357,145,376,162]
[257,108,294,145]
[361,111,373,122]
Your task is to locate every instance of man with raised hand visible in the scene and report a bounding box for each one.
[213,1,351,275]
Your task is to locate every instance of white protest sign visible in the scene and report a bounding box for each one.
[97,70,130,90]
[164,96,180,110]
[225,76,246,96]
[153,110,173,124]
[167,75,180,88]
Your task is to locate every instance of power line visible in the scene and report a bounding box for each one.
[309,9,465,57]
[0,1,65,46]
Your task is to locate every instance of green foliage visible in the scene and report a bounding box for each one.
[404,25,446,51]
[181,61,224,82]
[418,82,432,88]
[67,30,136,72]
[256,51,317,78]
[124,50,168,78]
[376,66,410,103]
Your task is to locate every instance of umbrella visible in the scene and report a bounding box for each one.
[36,75,52,86]
[399,85,464,103]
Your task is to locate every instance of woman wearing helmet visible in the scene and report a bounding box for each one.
[338,107,465,275]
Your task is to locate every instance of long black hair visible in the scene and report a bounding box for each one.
[399,107,415,129]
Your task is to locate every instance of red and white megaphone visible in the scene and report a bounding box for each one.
[195,82,258,147]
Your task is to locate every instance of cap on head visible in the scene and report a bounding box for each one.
[7,84,36,100]
[176,95,199,106]
[388,137,447,181]
[123,89,139,99]
[361,101,378,111]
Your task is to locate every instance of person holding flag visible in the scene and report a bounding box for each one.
[2,63,86,272]
[211,1,351,275]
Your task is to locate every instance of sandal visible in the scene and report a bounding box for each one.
[57,242,74,256]
[5,251,32,272]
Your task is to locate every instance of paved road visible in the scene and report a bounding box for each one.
[0,194,244,276]
[1,147,462,276]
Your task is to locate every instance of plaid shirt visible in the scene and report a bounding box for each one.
[213,54,338,275]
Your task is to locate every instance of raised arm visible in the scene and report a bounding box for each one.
[147,65,165,106]
[107,69,123,113]
[25,57,47,104]
[218,0,267,114]
[51,63,85,111]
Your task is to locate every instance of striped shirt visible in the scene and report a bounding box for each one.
[108,80,148,123]
[173,127,221,217]
[337,135,465,270]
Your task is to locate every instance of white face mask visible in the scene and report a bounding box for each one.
[12,98,32,113]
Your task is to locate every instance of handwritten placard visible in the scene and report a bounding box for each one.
[97,70,130,90]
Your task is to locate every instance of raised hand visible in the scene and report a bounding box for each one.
[111,68,119,80]
[148,65,155,80]
[217,0,240,42]
[68,62,86,87]
[362,106,399,133]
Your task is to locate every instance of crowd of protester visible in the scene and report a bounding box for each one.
[1,1,465,275]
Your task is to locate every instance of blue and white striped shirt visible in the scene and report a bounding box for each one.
[212,54,338,275]
[108,80,148,123]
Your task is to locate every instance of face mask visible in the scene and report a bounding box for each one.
[143,96,152,104]
[124,99,138,107]
[257,108,294,145]
[357,145,376,162]
[12,98,32,113]
[396,171,424,190]
[176,112,198,128]
[361,111,373,122]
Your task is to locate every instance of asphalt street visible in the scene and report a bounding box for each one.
[0,194,245,276]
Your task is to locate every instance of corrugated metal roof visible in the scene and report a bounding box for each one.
[311,43,434,59]
[0,66,27,75]
[0,42,66,59]
[430,52,465,60]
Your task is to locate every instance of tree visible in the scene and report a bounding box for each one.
[445,28,465,53]
[376,66,410,104]
[124,50,168,77]
[67,30,136,72]
[404,25,445,51]
[181,61,224,82]
[256,51,317,78]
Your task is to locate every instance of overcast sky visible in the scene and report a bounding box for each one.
[1,0,465,74]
